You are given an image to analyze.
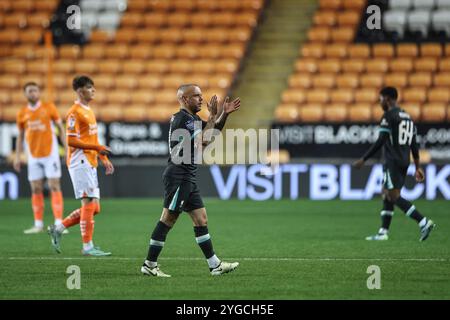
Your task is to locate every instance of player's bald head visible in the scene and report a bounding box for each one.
[177,84,200,100]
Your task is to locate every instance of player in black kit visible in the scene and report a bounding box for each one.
[353,87,435,241]
[141,84,241,277]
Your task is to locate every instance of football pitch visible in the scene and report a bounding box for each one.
[0,198,449,300]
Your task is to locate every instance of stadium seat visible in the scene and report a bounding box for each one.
[4,13,27,28]
[324,105,348,122]
[0,76,19,89]
[308,27,331,43]
[295,59,318,73]
[408,10,431,37]
[307,89,330,104]
[83,44,106,59]
[289,74,312,89]
[433,73,450,86]
[88,29,112,43]
[366,59,389,73]
[342,0,366,10]
[301,43,325,58]
[355,89,378,103]
[413,0,435,9]
[336,74,359,88]
[330,90,354,103]
[428,88,450,103]
[275,105,300,123]
[342,59,365,73]
[324,44,348,58]
[373,44,395,58]
[415,58,438,72]
[439,58,450,71]
[130,90,156,104]
[397,43,418,57]
[437,0,450,9]
[115,76,138,89]
[349,105,372,122]
[331,28,354,43]
[390,58,413,72]
[318,60,341,73]
[27,61,47,74]
[409,73,432,87]
[59,45,81,59]
[403,87,427,103]
[421,104,446,122]
[421,43,443,57]
[120,13,144,28]
[2,107,22,121]
[105,45,129,59]
[98,59,122,74]
[53,60,74,74]
[137,75,162,90]
[348,44,371,58]
[314,11,337,27]
[384,10,407,37]
[3,59,26,74]
[282,89,306,104]
[319,0,342,10]
[360,74,384,88]
[97,106,123,122]
[337,11,360,26]
[312,74,336,88]
[431,10,450,37]
[299,105,324,122]
[115,28,138,44]
[94,75,115,90]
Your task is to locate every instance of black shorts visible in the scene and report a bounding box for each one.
[163,176,204,214]
[383,163,408,190]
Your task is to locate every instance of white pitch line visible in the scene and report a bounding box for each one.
[2,257,449,262]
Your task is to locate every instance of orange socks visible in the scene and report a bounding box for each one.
[31,193,44,227]
[62,208,81,228]
[51,191,64,223]
[80,202,96,245]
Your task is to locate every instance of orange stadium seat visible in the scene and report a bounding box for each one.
[308,27,331,43]
[108,91,131,104]
[312,74,335,88]
[114,28,138,44]
[295,59,318,73]
[11,91,27,104]
[122,60,145,74]
[126,0,148,12]
[324,105,348,122]
[148,108,177,122]
[360,74,383,88]
[191,13,212,27]
[123,106,150,122]
[342,0,365,10]
[331,90,354,103]
[421,104,445,122]
[314,11,337,27]
[98,59,122,74]
[415,58,438,72]
[213,13,235,27]
[373,44,395,58]
[336,74,359,88]
[342,59,365,73]
[27,61,47,74]
[2,107,22,121]
[115,76,138,89]
[390,58,413,72]
[205,29,229,43]
[12,45,35,59]
[169,60,192,73]
[145,60,169,73]
[58,45,81,59]
[221,44,246,59]
[403,88,427,103]
[89,30,112,43]
[420,44,443,57]
[0,29,19,44]
[161,28,184,43]
[173,0,197,12]
[162,75,185,88]
[445,44,450,56]
[282,89,306,104]
[354,89,378,103]
[402,103,421,122]
[409,73,432,87]
[136,29,159,43]
[11,0,34,12]
[83,44,106,59]
[428,88,450,103]
[324,44,348,58]
[318,60,341,73]
[74,60,98,74]
[176,45,200,59]
[97,106,123,122]
[0,76,20,89]
[94,75,115,90]
[289,74,312,89]
[153,45,176,59]
[366,59,389,73]
[154,89,178,104]
[229,28,252,43]
[275,105,300,123]
[143,13,167,28]
[434,73,450,87]
[28,14,50,28]
[307,89,330,104]
[105,45,129,59]
[34,0,58,12]
[439,58,450,71]
[348,44,370,58]
[131,90,156,104]
[129,45,153,59]
[337,11,360,26]
[349,104,372,122]
[397,44,418,57]
[120,13,144,28]
[301,43,325,58]
[299,105,324,122]
[3,59,26,74]
[0,90,11,105]
[384,73,408,88]
[182,28,205,43]
[18,30,42,44]
[151,0,172,12]
[4,14,27,28]
[167,13,190,28]
[331,28,354,43]
[53,60,74,74]
[191,60,215,73]
[137,75,162,89]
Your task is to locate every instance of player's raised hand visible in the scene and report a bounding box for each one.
[13,157,21,173]
[104,160,115,175]
[207,95,218,117]
[415,167,425,182]
[223,97,241,114]
[352,158,365,169]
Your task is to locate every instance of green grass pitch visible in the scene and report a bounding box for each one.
[0,198,449,300]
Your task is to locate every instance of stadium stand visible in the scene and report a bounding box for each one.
[0,0,263,122]
[275,0,450,123]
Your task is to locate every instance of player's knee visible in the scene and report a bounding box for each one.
[30,182,43,194]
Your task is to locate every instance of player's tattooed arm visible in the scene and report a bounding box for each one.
[353,131,389,168]
[410,132,424,182]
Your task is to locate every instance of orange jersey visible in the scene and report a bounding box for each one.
[66,102,100,168]
[16,101,61,158]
